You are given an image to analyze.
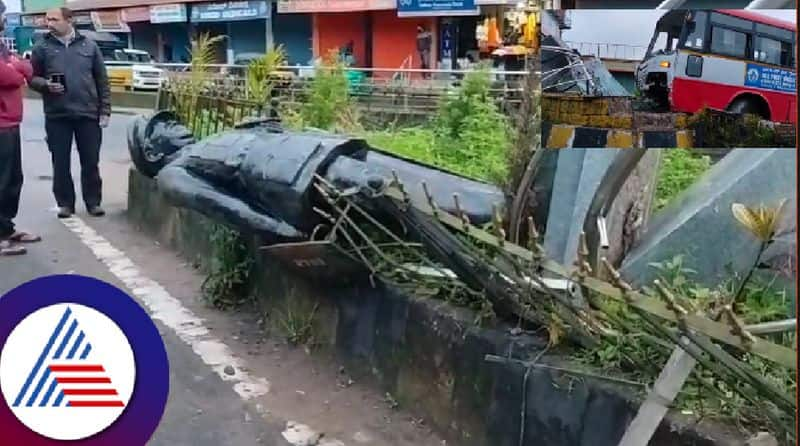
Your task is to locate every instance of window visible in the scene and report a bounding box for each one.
[755,23,794,42]
[686,54,703,77]
[754,36,792,67]
[682,10,707,50]
[710,12,752,31]
[711,27,748,58]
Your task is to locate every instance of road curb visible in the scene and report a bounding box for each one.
[542,122,694,148]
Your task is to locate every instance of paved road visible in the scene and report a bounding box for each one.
[2,100,444,446]
[2,101,287,445]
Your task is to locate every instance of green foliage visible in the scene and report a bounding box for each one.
[299,51,360,132]
[201,224,253,309]
[654,149,711,211]
[361,69,510,184]
[276,297,319,347]
[431,67,510,183]
[690,107,782,147]
[578,254,795,439]
[173,32,227,124]
[246,46,287,105]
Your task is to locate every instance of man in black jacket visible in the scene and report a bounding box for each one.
[29,7,111,218]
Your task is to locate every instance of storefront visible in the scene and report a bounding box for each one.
[90,9,131,48]
[141,3,191,63]
[271,1,312,66]
[278,0,391,69]
[397,0,479,71]
[190,0,271,64]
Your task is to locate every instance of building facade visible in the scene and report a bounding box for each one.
[16,0,534,68]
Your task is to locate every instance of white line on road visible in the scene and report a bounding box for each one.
[58,216,271,400]
[60,215,345,446]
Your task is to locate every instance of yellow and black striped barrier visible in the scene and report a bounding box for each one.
[543,123,694,148]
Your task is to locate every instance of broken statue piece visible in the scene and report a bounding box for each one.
[127,112,506,241]
[621,148,797,290]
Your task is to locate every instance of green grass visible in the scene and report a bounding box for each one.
[654,149,712,211]
[362,126,508,184]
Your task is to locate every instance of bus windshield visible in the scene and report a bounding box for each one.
[644,10,685,58]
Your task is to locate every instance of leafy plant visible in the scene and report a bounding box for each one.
[276,297,319,347]
[299,50,359,132]
[173,32,227,124]
[654,149,711,211]
[201,224,253,309]
[246,46,287,105]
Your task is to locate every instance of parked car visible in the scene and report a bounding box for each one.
[105,49,164,91]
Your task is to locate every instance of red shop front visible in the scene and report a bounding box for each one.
[278,0,436,74]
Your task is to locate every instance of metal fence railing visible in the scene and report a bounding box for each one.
[564,41,647,61]
[154,65,529,117]
[157,87,271,139]
[0,37,16,53]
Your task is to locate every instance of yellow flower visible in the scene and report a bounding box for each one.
[731,199,787,242]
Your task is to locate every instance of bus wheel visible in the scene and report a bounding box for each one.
[727,96,770,120]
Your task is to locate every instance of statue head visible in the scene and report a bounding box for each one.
[128,111,196,178]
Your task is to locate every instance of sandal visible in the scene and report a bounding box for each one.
[0,240,26,256]
[7,231,41,243]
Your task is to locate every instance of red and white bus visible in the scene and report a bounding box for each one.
[636,9,796,124]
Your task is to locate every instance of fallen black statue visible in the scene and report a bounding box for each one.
[127,111,506,241]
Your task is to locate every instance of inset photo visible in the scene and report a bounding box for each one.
[546,1,796,9]
[540,9,797,148]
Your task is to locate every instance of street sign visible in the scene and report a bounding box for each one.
[150,4,188,24]
[276,0,395,13]
[397,0,479,17]
[744,63,796,94]
[190,1,270,22]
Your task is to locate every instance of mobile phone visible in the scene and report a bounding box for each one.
[50,73,66,91]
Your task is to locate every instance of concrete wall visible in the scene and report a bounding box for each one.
[127,167,743,446]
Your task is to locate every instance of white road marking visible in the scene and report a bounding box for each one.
[58,216,271,400]
[60,215,344,445]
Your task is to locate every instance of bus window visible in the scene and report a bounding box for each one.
[755,23,794,42]
[710,26,748,58]
[754,36,792,67]
[682,10,707,50]
[710,12,752,31]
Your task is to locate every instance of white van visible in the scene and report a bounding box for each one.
[106,49,164,91]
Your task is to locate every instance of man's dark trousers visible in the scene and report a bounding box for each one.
[0,127,23,238]
[45,118,102,211]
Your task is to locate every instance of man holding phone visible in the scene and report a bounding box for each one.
[1,0,42,256]
[29,7,111,218]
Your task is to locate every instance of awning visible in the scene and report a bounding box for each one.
[91,10,131,33]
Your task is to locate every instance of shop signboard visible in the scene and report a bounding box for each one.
[72,11,92,26]
[439,21,455,69]
[150,4,188,24]
[5,13,22,29]
[190,1,270,22]
[91,10,131,33]
[276,0,394,13]
[397,0,479,17]
[122,6,151,23]
[21,14,46,27]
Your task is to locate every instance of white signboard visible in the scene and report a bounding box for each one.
[150,4,188,24]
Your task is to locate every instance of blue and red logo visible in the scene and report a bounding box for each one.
[0,275,169,445]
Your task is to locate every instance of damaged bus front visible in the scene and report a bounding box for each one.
[636,9,796,123]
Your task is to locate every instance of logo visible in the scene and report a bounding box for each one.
[1,304,136,440]
[0,275,168,445]
[747,67,760,83]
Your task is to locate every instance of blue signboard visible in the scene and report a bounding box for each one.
[440,22,454,68]
[5,13,22,28]
[744,64,796,94]
[397,0,479,17]
[191,1,270,22]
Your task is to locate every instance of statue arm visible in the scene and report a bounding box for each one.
[157,165,305,240]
